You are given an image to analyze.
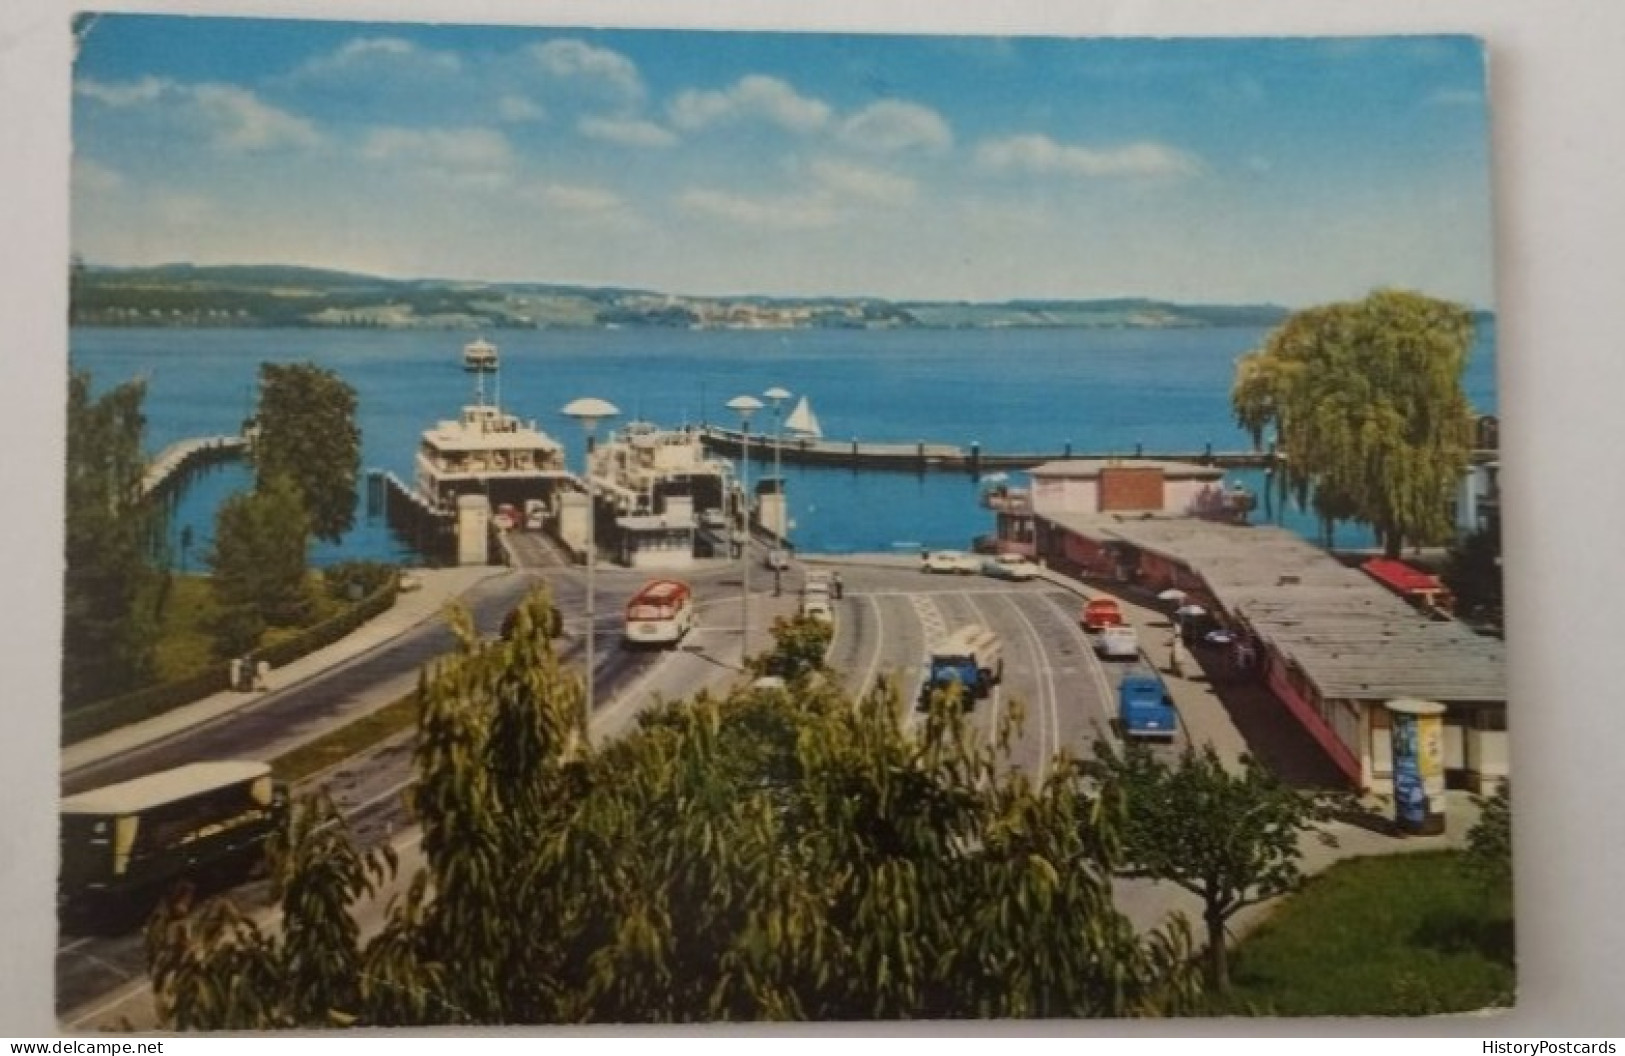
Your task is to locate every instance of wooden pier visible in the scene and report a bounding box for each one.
[141,435,248,498]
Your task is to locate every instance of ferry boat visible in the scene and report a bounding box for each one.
[462,337,499,373]
[588,421,732,568]
[412,379,570,552]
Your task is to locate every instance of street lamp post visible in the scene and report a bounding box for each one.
[561,397,619,719]
[764,386,791,544]
[726,394,764,658]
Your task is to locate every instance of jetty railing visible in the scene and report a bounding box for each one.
[142,435,248,498]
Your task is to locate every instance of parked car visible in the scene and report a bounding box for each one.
[982,553,1040,581]
[923,550,980,575]
[1096,624,1141,661]
[766,548,792,570]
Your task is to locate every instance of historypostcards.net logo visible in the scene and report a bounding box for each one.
[1484,1044,1617,1054]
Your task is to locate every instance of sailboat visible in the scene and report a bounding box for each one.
[784,395,822,439]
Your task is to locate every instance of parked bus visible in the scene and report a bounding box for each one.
[60,760,288,928]
[624,578,696,646]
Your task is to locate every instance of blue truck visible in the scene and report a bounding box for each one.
[1117,666,1179,741]
[918,624,1004,709]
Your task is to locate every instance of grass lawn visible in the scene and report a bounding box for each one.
[271,690,419,785]
[151,574,223,681]
[1218,851,1515,1016]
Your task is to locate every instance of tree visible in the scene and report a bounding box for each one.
[146,591,1202,1027]
[1463,780,1512,892]
[249,362,361,544]
[1232,290,1477,556]
[145,793,395,1030]
[1083,740,1338,992]
[208,472,314,650]
[1443,521,1504,628]
[62,370,160,706]
[746,613,833,682]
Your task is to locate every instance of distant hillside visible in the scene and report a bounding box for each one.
[69,263,1294,332]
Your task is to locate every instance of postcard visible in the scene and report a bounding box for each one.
[55,14,1507,1028]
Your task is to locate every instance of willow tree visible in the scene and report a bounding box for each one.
[1232,290,1477,555]
[145,589,1200,1027]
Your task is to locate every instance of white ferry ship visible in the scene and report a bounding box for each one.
[409,377,570,562]
[587,421,733,568]
[462,336,499,373]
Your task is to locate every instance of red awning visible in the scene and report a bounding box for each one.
[1361,558,1442,594]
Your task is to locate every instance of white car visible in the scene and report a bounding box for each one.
[982,553,1040,581]
[923,550,980,575]
[801,595,834,623]
[1096,624,1141,661]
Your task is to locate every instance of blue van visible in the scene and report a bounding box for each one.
[1117,666,1178,741]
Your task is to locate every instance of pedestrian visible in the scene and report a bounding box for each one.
[832,571,844,599]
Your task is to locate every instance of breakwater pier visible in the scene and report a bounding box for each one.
[698,425,1272,474]
[698,426,1499,476]
[141,435,247,498]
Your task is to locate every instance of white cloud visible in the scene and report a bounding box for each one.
[498,95,546,123]
[579,116,677,149]
[838,100,953,154]
[531,39,644,103]
[154,193,215,227]
[668,75,831,134]
[360,126,515,189]
[189,85,321,152]
[975,133,1201,178]
[292,36,463,80]
[75,76,168,107]
[535,183,625,213]
[677,188,837,231]
[809,159,915,206]
[362,126,511,166]
[76,77,320,153]
[72,157,123,194]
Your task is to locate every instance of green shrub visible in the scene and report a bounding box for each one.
[63,572,400,746]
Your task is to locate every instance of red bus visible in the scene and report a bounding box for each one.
[624,579,696,646]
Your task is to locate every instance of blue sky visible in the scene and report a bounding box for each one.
[70,16,1494,306]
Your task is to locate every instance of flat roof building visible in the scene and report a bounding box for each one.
[1037,510,1507,793]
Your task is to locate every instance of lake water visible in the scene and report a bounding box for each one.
[69,325,1498,564]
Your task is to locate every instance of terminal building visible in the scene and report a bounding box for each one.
[985,458,1507,794]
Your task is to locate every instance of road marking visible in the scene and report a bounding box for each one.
[1042,593,1116,729]
[856,594,886,701]
[993,593,1063,785]
[66,975,154,1031]
[592,648,701,736]
[904,595,951,734]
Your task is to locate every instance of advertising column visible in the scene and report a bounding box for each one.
[1387,698,1448,835]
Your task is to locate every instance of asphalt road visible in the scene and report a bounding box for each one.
[57,547,1178,1025]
